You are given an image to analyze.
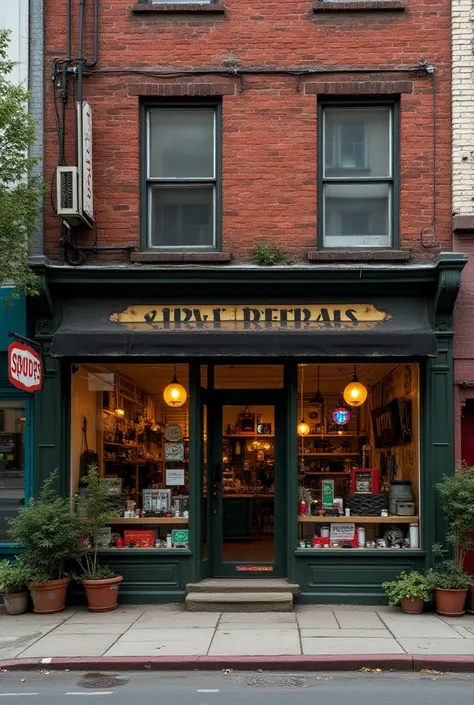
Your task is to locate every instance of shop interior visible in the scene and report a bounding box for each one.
[70,361,420,557]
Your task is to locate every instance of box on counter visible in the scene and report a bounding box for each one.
[123,530,156,548]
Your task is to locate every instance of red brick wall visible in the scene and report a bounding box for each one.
[43,0,452,263]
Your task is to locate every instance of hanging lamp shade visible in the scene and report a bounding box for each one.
[343,365,368,408]
[297,420,310,436]
[163,367,187,407]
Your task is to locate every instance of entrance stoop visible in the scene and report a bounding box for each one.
[185,579,299,612]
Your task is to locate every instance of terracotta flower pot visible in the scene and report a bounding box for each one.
[466,582,474,615]
[82,575,123,612]
[27,577,71,614]
[400,597,424,614]
[2,591,29,615]
[434,587,468,617]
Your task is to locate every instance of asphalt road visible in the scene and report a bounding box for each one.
[0,670,473,705]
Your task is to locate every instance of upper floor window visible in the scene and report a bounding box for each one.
[320,104,397,248]
[145,104,219,250]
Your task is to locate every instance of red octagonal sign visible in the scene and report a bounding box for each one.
[8,342,42,392]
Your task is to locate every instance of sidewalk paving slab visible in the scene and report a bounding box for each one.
[208,629,301,656]
[300,628,390,638]
[397,637,474,654]
[334,611,385,629]
[18,633,121,658]
[301,636,403,655]
[296,611,339,629]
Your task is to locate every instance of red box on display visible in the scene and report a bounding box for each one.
[123,530,155,548]
[350,468,380,495]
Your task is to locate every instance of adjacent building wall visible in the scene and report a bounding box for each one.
[452,0,474,463]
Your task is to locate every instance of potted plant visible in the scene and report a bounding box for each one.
[8,472,81,614]
[382,570,431,614]
[0,559,29,615]
[75,465,123,612]
[436,467,474,614]
[298,486,312,516]
[426,545,471,616]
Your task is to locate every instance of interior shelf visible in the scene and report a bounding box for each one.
[302,471,351,476]
[298,515,419,524]
[298,453,360,457]
[110,517,189,525]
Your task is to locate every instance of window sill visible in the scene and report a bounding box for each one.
[131,251,232,263]
[295,549,426,556]
[132,3,226,13]
[312,1,406,11]
[307,250,411,262]
[98,547,192,555]
[453,215,474,235]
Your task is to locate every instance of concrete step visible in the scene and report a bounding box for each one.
[185,591,294,612]
[186,579,299,597]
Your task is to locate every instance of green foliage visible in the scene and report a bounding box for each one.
[0,29,45,298]
[425,544,471,590]
[382,570,432,606]
[8,471,81,583]
[298,486,313,507]
[0,559,28,594]
[436,466,474,562]
[252,240,294,266]
[75,465,118,580]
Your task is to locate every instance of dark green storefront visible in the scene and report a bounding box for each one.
[2,253,464,604]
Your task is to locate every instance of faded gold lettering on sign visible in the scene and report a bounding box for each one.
[109,305,390,331]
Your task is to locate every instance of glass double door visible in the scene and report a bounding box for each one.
[203,391,286,578]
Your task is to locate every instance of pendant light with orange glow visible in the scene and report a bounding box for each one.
[343,364,368,408]
[163,365,187,407]
[297,365,310,436]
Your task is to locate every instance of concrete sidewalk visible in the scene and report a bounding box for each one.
[1,604,474,667]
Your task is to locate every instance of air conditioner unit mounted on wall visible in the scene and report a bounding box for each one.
[55,102,94,229]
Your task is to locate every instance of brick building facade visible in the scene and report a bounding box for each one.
[43,0,452,265]
[4,0,464,603]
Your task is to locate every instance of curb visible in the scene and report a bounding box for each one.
[0,654,473,672]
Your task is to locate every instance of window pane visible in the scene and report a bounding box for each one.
[324,107,391,178]
[0,401,25,542]
[150,185,214,247]
[323,182,391,248]
[149,109,215,178]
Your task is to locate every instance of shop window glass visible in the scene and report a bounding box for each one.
[296,363,421,552]
[321,105,394,248]
[146,106,218,250]
[0,401,26,542]
[71,364,190,550]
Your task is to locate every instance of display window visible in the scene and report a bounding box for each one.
[0,399,29,543]
[297,363,420,551]
[71,364,190,550]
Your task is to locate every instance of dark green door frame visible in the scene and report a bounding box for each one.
[204,389,286,578]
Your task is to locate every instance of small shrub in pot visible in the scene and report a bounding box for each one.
[382,570,431,614]
[426,545,471,617]
[0,559,29,615]
[8,471,82,613]
[75,465,123,612]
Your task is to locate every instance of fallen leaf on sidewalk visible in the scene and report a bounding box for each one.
[420,669,444,675]
[359,667,382,673]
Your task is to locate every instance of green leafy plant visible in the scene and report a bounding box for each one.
[436,466,474,564]
[74,465,118,580]
[426,544,471,590]
[382,570,432,606]
[298,486,313,507]
[0,559,28,595]
[8,471,82,583]
[252,241,294,266]
[0,29,46,299]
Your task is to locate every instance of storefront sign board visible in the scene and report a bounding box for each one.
[166,468,185,486]
[110,304,391,330]
[8,341,42,392]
